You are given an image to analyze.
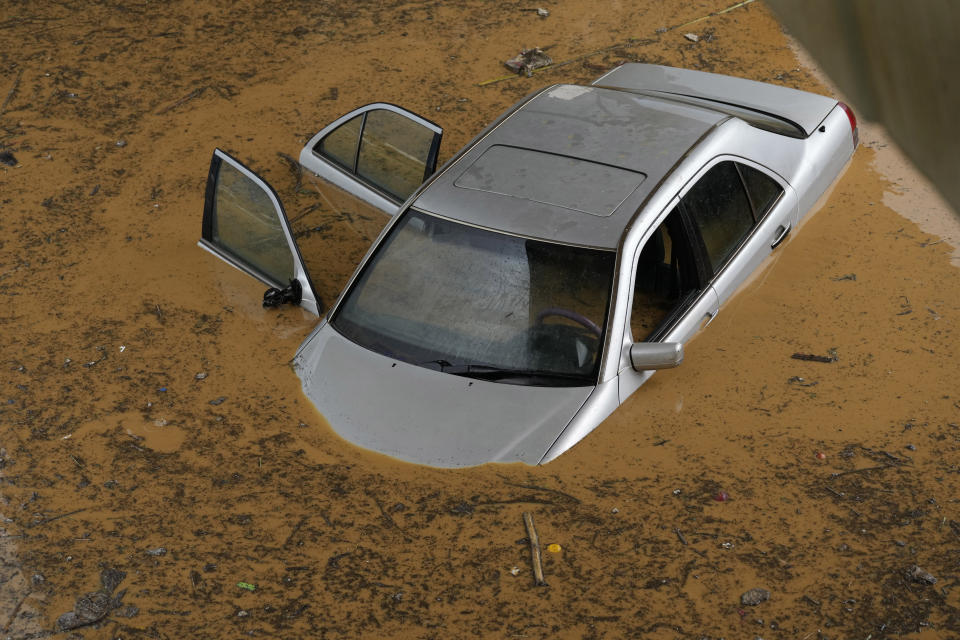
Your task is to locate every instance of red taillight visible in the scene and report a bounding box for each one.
[838,101,859,148]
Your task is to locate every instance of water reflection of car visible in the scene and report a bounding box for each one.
[199,64,857,467]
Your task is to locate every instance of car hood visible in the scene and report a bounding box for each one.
[292,325,594,467]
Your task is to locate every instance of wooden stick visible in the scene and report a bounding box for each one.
[25,507,87,529]
[830,465,893,478]
[522,512,547,587]
[1,68,23,116]
[155,87,205,115]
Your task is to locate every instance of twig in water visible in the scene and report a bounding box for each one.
[801,594,821,607]
[277,152,303,192]
[368,492,411,542]
[791,352,835,363]
[499,478,581,504]
[1,68,23,116]
[674,528,688,545]
[156,87,205,115]
[522,512,547,587]
[2,590,30,634]
[25,508,87,529]
[830,465,893,478]
[283,516,308,548]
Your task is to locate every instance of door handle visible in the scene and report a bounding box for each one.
[771,224,792,249]
[699,310,716,330]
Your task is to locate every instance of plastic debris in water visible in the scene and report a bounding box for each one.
[504,47,553,77]
[684,33,699,42]
[509,566,520,576]
[237,582,257,591]
[712,491,729,502]
[546,543,562,553]
[815,451,827,460]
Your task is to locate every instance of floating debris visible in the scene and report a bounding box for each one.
[791,352,837,363]
[741,588,771,606]
[56,568,128,631]
[195,372,208,380]
[237,581,257,592]
[145,547,167,556]
[713,490,730,502]
[504,47,553,77]
[907,565,937,585]
[684,33,699,42]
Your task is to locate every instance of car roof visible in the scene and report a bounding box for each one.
[412,84,727,249]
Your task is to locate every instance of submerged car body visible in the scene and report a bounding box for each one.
[199,64,857,467]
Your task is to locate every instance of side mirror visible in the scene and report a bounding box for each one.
[630,342,683,371]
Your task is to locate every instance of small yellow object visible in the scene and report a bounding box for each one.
[546,543,562,553]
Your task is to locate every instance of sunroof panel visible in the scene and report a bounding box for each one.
[453,145,646,218]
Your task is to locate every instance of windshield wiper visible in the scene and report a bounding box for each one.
[426,361,587,383]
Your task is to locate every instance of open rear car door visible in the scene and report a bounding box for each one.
[200,149,323,315]
[299,103,443,216]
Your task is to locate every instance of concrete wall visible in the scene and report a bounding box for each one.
[768,0,960,217]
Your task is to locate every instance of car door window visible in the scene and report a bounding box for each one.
[737,162,784,220]
[682,161,755,273]
[316,113,363,171]
[356,109,438,201]
[306,105,442,206]
[200,149,321,315]
[210,159,296,285]
[630,207,700,341]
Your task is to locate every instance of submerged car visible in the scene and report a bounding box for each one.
[199,64,857,467]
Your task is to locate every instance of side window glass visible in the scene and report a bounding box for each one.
[357,109,436,201]
[631,208,694,341]
[315,114,363,170]
[738,163,783,219]
[212,160,295,285]
[683,161,754,273]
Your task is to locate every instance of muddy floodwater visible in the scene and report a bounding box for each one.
[2,1,960,638]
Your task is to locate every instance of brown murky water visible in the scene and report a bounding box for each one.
[2,1,959,638]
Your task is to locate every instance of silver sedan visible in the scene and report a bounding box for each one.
[199,64,857,467]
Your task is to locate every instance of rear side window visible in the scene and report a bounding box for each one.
[357,109,437,200]
[316,114,363,170]
[682,161,754,273]
[738,163,783,219]
[312,108,439,202]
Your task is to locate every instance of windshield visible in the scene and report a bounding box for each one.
[331,210,615,386]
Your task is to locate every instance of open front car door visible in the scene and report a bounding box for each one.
[199,149,322,315]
